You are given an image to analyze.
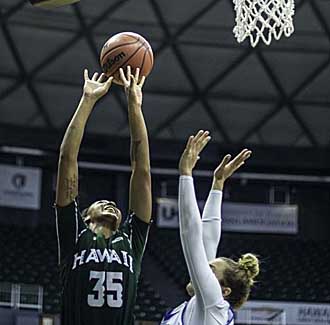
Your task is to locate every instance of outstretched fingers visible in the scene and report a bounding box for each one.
[194,131,210,151]
[97,73,105,83]
[191,130,205,145]
[84,69,89,81]
[227,149,252,172]
[129,74,137,88]
[126,65,131,79]
[92,72,99,81]
[119,68,129,85]
[133,68,146,87]
[197,133,211,153]
[103,76,114,91]
[138,76,146,88]
[134,67,140,81]
[120,65,139,88]
[232,148,251,165]
[217,154,232,171]
[185,135,194,150]
[119,66,146,89]
[187,130,211,158]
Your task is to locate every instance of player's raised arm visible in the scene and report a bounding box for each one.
[202,149,252,261]
[56,70,113,207]
[179,130,227,307]
[120,66,152,223]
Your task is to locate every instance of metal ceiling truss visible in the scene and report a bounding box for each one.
[241,0,330,146]
[150,0,324,145]
[0,13,54,128]
[255,50,318,146]
[154,0,330,147]
[150,0,231,142]
[241,55,330,144]
[150,0,323,146]
[153,0,222,57]
[0,0,330,147]
[1,0,26,21]
[151,47,254,138]
[0,0,129,103]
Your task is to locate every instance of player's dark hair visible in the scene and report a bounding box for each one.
[81,208,89,223]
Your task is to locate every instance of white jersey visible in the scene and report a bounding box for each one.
[161,299,235,325]
[162,176,235,325]
[161,301,188,325]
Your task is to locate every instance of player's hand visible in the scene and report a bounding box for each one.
[119,66,145,107]
[179,130,211,176]
[83,69,113,101]
[213,149,251,189]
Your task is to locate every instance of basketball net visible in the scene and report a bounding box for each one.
[233,0,295,47]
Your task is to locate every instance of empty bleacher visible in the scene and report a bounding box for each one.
[0,225,168,322]
[148,228,330,303]
[0,223,329,322]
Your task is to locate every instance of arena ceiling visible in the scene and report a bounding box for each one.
[0,0,330,170]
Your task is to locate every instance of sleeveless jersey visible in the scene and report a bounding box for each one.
[55,199,150,325]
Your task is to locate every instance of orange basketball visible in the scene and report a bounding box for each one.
[100,32,154,84]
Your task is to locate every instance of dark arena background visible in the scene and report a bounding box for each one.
[0,0,330,324]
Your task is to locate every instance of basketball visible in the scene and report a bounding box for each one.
[100,32,154,84]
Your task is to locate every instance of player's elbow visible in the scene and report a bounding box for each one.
[180,220,202,238]
[180,212,201,232]
[132,164,151,177]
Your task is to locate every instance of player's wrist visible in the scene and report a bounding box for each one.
[82,92,98,104]
[212,178,225,191]
[128,96,142,108]
[179,168,192,176]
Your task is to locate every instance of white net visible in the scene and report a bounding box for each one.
[233,0,295,47]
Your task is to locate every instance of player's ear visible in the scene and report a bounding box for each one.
[186,282,195,296]
[222,287,232,297]
[115,211,122,230]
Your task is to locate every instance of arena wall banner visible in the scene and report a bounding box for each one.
[156,197,298,234]
[222,202,298,234]
[0,164,42,210]
[236,300,330,325]
[156,198,179,228]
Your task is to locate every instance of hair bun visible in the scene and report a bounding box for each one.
[238,253,259,284]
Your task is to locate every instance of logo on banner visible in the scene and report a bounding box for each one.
[0,165,41,210]
[156,197,205,228]
[12,174,26,190]
[156,198,179,228]
[161,205,177,221]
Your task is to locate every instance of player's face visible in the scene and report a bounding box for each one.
[185,258,229,297]
[87,200,122,231]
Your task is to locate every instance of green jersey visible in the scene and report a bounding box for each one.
[55,199,150,325]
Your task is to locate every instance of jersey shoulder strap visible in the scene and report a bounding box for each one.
[227,306,235,325]
[161,301,188,325]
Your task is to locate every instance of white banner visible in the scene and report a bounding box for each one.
[236,300,330,325]
[156,197,298,234]
[222,202,298,234]
[0,164,42,210]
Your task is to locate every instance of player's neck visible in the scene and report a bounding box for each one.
[90,223,114,239]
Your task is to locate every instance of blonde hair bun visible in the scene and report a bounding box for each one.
[238,253,259,284]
